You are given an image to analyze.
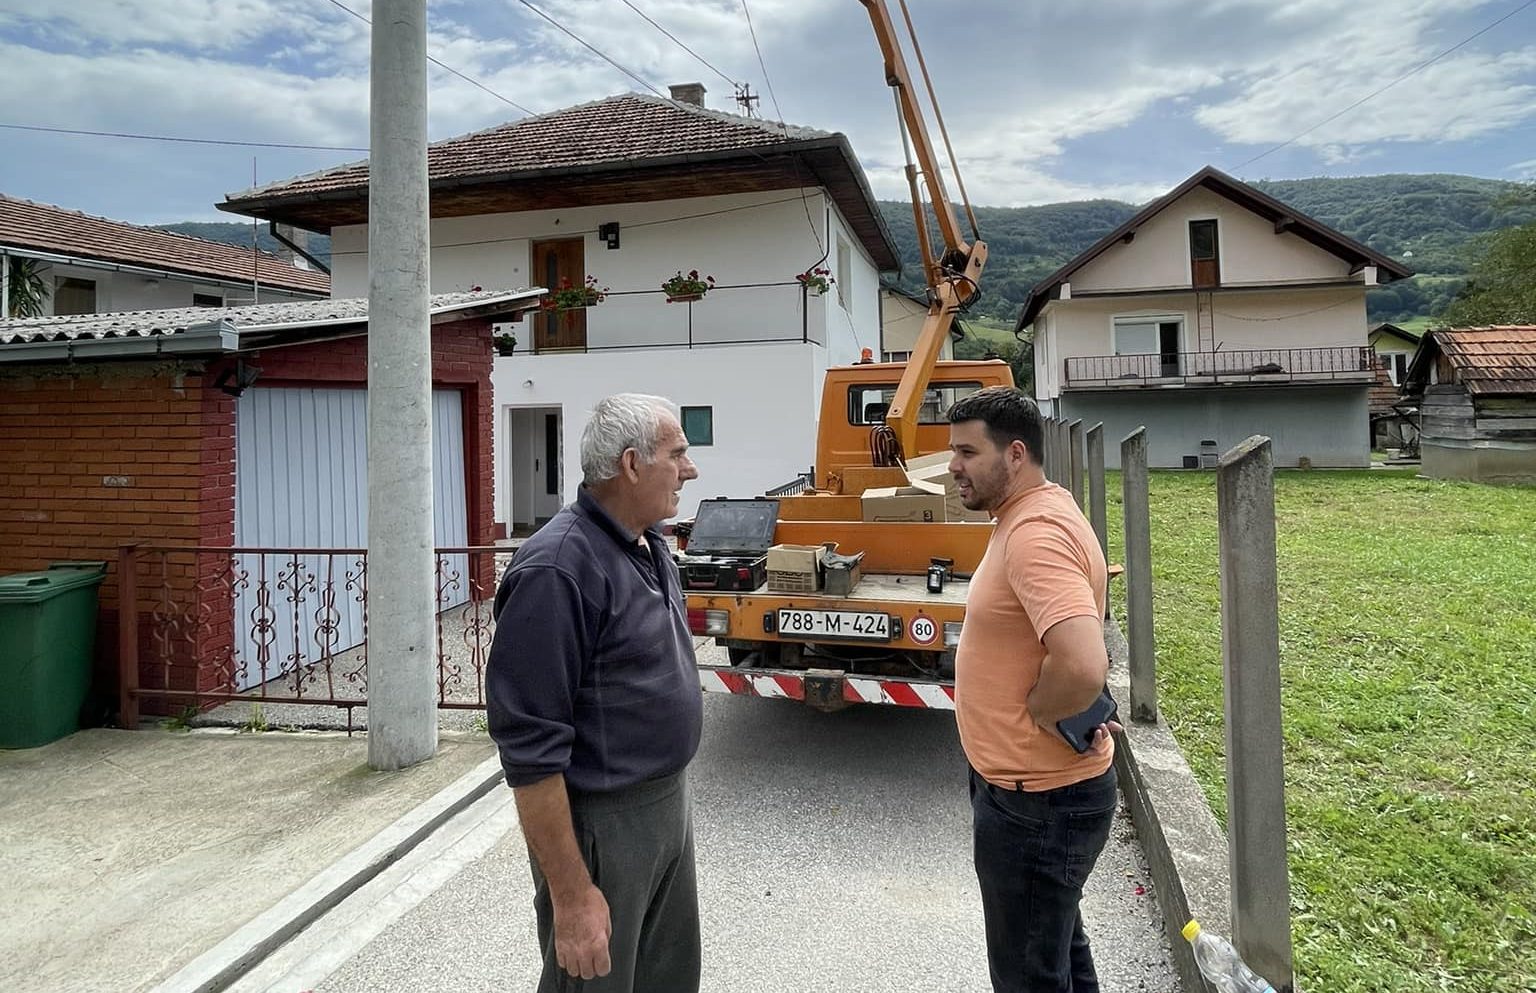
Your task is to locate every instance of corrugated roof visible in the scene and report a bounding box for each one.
[1432,326,1536,396]
[0,289,542,345]
[224,94,830,203]
[0,194,331,295]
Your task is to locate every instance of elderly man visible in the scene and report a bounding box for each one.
[487,393,702,993]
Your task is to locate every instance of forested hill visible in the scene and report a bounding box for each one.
[878,173,1535,326]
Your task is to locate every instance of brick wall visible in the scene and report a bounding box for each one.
[0,361,236,718]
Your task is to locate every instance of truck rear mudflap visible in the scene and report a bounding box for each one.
[698,663,955,712]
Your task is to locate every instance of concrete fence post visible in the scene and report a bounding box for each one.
[1043,417,1059,484]
[1054,418,1068,486]
[1120,427,1156,723]
[1068,419,1086,508]
[1216,435,1294,993]
[1087,423,1107,562]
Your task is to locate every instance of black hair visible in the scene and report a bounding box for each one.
[946,386,1044,464]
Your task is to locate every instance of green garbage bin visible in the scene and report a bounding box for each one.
[0,561,109,749]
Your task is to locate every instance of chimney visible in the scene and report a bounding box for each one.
[668,82,706,108]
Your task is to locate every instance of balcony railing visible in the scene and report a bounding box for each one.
[1063,346,1376,388]
[510,281,828,355]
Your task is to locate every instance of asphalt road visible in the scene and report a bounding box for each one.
[295,684,1179,993]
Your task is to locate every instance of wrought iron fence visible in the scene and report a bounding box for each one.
[1064,346,1376,386]
[117,544,508,727]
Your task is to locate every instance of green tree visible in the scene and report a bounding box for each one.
[5,258,48,318]
[1439,186,1536,326]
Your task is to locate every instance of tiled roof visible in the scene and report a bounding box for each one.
[0,289,543,345]
[225,94,831,203]
[0,194,330,295]
[1431,326,1536,396]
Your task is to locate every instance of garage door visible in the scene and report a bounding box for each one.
[233,387,468,690]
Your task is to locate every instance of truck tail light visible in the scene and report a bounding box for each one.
[943,621,963,647]
[687,608,731,636]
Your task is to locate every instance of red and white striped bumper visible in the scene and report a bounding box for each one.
[698,665,955,709]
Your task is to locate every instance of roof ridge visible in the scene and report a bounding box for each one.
[0,191,304,263]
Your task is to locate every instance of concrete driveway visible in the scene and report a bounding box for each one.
[243,690,1179,992]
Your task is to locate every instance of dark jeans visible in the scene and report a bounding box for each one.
[531,771,699,993]
[970,766,1118,993]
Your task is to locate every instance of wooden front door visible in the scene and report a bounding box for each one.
[531,237,587,351]
[1189,219,1220,289]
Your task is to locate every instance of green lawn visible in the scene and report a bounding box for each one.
[1102,470,1536,993]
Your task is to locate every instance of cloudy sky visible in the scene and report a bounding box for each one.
[1,0,1533,225]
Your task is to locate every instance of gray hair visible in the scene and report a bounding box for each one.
[580,393,681,483]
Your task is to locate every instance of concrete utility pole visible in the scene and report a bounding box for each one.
[367,0,437,771]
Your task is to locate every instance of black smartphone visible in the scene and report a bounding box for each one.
[1055,687,1119,754]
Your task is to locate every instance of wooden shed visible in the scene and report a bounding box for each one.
[1401,326,1536,485]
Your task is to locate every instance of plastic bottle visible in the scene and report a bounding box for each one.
[1181,920,1277,993]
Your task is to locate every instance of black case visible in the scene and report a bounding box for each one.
[676,498,779,592]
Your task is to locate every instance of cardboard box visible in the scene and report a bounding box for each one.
[861,480,947,523]
[766,543,828,592]
[904,451,993,523]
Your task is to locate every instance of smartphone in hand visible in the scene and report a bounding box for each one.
[1056,687,1119,754]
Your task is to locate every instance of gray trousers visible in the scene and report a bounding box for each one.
[531,771,700,993]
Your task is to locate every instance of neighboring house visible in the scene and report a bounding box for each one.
[880,283,953,362]
[219,85,900,526]
[1019,166,1412,468]
[1368,322,1422,450]
[1400,325,1536,485]
[0,193,329,316]
[0,290,543,709]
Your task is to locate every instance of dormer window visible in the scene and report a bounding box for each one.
[1189,219,1220,288]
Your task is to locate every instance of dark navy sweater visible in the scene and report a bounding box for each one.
[486,487,702,792]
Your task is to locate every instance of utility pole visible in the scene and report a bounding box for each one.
[367,0,437,770]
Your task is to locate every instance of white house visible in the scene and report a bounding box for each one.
[220,86,900,526]
[1019,166,1412,468]
[880,283,953,362]
[1,193,328,317]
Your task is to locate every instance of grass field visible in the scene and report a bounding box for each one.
[1101,469,1536,993]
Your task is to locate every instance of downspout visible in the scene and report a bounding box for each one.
[2,249,9,319]
[267,222,331,274]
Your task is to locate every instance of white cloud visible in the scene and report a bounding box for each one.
[1195,3,1536,156]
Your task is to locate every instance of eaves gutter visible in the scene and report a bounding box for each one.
[0,324,237,364]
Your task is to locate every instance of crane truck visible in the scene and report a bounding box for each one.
[683,0,1017,712]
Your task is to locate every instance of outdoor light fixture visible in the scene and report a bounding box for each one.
[215,360,262,398]
[599,222,621,249]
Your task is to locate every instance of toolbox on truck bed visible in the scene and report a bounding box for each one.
[674,498,778,592]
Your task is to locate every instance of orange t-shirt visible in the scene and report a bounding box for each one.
[955,480,1113,792]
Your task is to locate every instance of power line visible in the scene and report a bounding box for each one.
[326,191,817,257]
[513,0,667,98]
[618,0,738,87]
[739,0,785,124]
[738,0,824,258]
[0,122,367,151]
[323,0,536,116]
[1233,0,1536,172]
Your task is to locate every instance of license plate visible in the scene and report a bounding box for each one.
[776,609,890,641]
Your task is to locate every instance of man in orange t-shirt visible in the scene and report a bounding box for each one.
[947,386,1119,993]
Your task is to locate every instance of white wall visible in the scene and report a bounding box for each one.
[492,342,822,523]
[21,260,315,315]
[329,189,873,353]
[1071,187,1354,293]
[332,186,888,526]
